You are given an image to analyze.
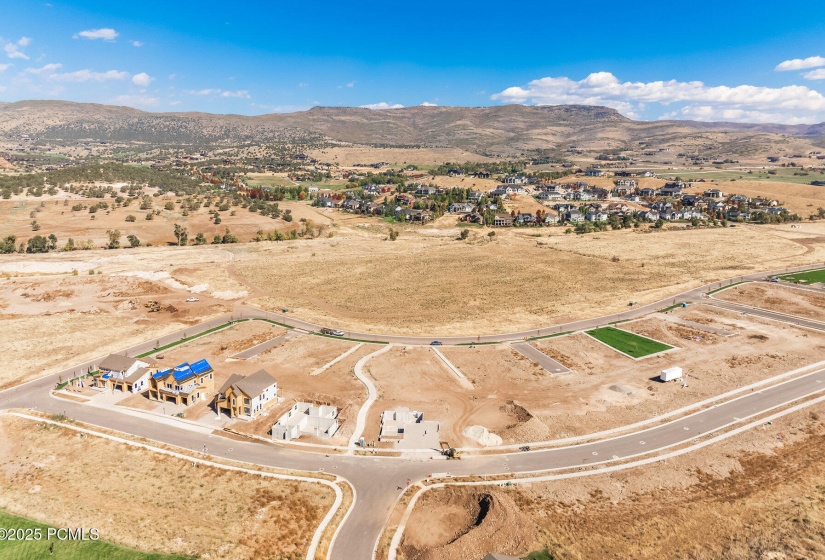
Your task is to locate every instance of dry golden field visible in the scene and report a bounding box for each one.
[0,414,334,560]
[233,221,825,335]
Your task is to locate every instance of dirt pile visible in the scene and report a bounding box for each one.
[400,489,539,560]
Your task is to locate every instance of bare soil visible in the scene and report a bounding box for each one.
[716,281,825,321]
[403,401,825,560]
[0,274,229,389]
[233,336,372,442]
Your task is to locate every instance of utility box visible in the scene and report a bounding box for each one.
[660,366,683,382]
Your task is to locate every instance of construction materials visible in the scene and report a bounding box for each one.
[660,366,683,382]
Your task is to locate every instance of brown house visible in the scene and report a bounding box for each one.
[213,369,279,419]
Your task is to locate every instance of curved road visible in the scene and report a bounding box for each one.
[1,262,824,560]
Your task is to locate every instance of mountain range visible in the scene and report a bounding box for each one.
[1,100,823,157]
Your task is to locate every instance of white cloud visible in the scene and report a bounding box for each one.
[24,63,62,75]
[187,88,250,98]
[803,68,825,81]
[168,100,182,106]
[131,72,153,87]
[49,69,129,82]
[4,41,29,60]
[17,37,31,47]
[112,94,159,108]
[0,63,11,72]
[220,90,249,98]
[420,101,438,106]
[775,56,825,71]
[74,28,118,41]
[492,71,825,123]
[360,102,404,110]
[131,40,143,47]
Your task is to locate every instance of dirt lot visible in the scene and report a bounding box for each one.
[356,305,825,447]
[521,305,825,438]
[235,221,825,336]
[363,346,477,446]
[234,336,372,443]
[0,273,229,389]
[716,281,825,321]
[400,400,825,560]
[0,414,334,560]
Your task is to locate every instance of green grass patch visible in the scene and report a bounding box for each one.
[585,327,673,358]
[779,268,825,284]
[0,509,191,560]
[659,302,688,313]
[707,281,746,295]
[312,333,388,344]
[523,550,554,560]
[526,331,573,341]
[455,341,501,346]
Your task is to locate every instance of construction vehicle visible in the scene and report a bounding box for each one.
[146,300,162,312]
[440,441,461,460]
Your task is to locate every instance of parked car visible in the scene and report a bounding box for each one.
[185,297,200,302]
[331,330,345,337]
[430,341,443,346]
[321,328,345,337]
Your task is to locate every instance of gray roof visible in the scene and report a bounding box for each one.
[235,369,277,397]
[482,554,520,560]
[97,354,140,373]
[220,369,277,398]
[124,367,150,383]
[218,373,245,394]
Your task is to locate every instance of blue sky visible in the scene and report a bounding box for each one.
[2,1,825,123]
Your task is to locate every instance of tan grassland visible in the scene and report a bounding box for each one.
[235,221,825,335]
[0,414,334,560]
[400,401,825,560]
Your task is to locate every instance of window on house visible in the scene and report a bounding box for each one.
[244,397,250,405]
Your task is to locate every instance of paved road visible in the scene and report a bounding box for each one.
[511,342,570,374]
[1,262,824,560]
[705,298,825,332]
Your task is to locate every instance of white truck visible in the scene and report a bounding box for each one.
[660,366,683,382]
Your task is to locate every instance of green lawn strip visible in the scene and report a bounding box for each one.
[312,332,388,344]
[455,341,501,346]
[707,281,746,295]
[585,327,673,359]
[525,331,573,342]
[0,509,191,560]
[55,371,97,391]
[659,302,688,313]
[779,268,825,284]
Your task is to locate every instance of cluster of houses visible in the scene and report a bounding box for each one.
[91,353,340,440]
[306,171,796,228]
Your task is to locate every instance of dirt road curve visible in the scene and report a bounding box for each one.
[1,263,823,560]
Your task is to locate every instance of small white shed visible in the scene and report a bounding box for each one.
[660,366,683,382]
